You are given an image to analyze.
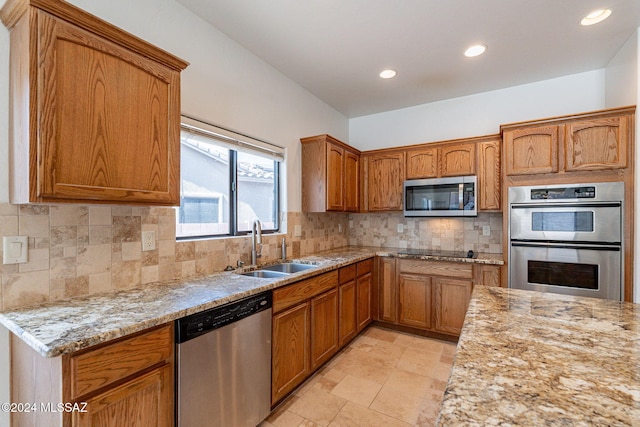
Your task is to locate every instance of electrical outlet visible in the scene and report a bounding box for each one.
[338,224,343,233]
[397,223,404,233]
[294,225,302,237]
[482,225,491,236]
[142,231,156,251]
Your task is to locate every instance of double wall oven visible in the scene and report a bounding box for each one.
[508,182,624,301]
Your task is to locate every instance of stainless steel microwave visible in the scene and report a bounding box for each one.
[404,176,477,217]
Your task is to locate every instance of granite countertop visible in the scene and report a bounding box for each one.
[437,286,640,426]
[0,246,502,358]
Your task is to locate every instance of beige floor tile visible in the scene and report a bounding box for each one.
[330,374,382,407]
[328,401,412,427]
[332,348,395,384]
[415,390,445,427]
[384,368,432,399]
[270,327,456,427]
[369,383,425,425]
[288,384,347,426]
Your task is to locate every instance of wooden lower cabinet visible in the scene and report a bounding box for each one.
[434,277,473,336]
[73,364,172,427]
[356,259,373,332]
[311,289,339,369]
[376,257,499,338]
[339,284,357,348]
[272,302,311,403]
[377,256,397,323]
[398,273,433,330]
[10,324,174,427]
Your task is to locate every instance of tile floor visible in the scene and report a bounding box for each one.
[260,326,457,427]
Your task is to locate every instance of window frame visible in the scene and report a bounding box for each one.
[176,120,282,240]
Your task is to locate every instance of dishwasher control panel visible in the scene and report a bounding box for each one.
[175,292,272,343]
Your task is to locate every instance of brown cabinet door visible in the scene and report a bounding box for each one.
[344,150,360,211]
[398,273,432,330]
[504,125,559,175]
[434,277,472,335]
[475,265,502,287]
[406,147,438,179]
[72,364,173,427]
[356,272,373,332]
[338,281,357,346]
[36,11,181,205]
[377,257,397,323]
[440,143,476,177]
[565,117,628,171]
[478,139,501,211]
[326,143,345,211]
[310,289,339,370]
[367,152,405,211]
[272,302,310,403]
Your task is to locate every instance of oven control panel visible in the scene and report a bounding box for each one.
[531,186,595,200]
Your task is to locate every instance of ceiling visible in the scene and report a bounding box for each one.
[176,0,640,118]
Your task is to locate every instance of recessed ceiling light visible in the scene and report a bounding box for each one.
[581,9,612,26]
[464,44,487,58]
[379,69,397,79]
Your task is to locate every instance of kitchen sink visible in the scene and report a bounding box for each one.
[261,263,318,274]
[240,270,290,279]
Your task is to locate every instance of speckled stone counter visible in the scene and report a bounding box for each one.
[437,286,640,426]
[0,246,502,358]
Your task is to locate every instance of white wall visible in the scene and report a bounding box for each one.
[349,70,606,150]
[604,29,640,302]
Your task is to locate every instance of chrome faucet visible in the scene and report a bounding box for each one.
[251,219,262,265]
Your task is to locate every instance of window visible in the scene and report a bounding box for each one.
[177,117,283,239]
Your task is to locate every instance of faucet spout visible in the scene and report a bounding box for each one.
[251,219,262,265]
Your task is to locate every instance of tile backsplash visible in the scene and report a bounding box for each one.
[0,204,502,311]
[0,204,348,310]
[348,212,502,253]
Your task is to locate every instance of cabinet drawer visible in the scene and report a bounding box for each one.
[357,258,373,276]
[398,259,473,279]
[273,271,338,313]
[69,324,173,399]
[339,265,356,284]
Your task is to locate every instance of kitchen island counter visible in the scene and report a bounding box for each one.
[437,286,640,426]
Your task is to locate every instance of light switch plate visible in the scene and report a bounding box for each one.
[294,225,302,237]
[482,225,491,236]
[3,236,28,265]
[397,223,404,233]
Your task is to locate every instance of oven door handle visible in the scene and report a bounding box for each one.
[510,241,621,251]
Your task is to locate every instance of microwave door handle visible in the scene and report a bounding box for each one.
[459,184,463,210]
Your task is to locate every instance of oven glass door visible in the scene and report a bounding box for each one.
[510,242,621,300]
[510,204,621,243]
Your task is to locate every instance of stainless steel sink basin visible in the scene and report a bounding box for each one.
[240,270,290,279]
[261,263,318,274]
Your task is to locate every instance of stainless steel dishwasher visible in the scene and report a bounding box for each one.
[175,292,272,427]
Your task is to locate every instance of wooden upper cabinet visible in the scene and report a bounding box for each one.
[504,125,559,176]
[1,0,188,205]
[365,151,405,211]
[326,144,345,210]
[301,135,360,212]
[406,147,438,179]
[344,151,360,211]
[565,116,628,171]
[440,143,476,177]
[503,107,634,177]
[478,138,501,211]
